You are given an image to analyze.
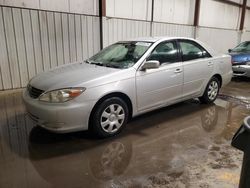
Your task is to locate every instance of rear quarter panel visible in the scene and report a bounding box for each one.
[212,54,232,86]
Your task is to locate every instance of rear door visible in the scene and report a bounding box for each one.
[178,39,213,98]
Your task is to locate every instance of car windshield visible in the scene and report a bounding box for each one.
[231,41,250,53]
[86,41,152,69]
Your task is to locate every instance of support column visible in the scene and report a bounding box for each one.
[238,0,247,43]
[193,0,201,39]
[99,0,106,49]
[150,0,154,36]
[240,0,247,31]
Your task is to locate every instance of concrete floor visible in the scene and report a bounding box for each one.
[0,78,250,188]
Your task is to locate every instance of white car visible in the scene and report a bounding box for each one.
[23,37,232,138]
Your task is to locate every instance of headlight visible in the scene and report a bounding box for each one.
[39,88,86,103]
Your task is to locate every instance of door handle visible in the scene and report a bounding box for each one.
[208,62,213,66]
[174,69,182,73]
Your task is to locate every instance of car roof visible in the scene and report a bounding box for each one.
[121,36,197,43]
[120,36,219,57]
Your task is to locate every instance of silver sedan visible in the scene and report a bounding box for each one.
[23,37,232,138]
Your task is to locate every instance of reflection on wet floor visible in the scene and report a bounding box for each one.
[0,79,250,188]
[220,77,250,106]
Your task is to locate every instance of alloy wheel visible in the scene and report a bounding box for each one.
[208,80,219,101]
[100,104,125,133]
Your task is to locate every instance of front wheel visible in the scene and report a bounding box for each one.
[199,77,220,104]
[90,97,129,138]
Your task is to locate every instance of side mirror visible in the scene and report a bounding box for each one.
[141,60,160,70]
[228,49,232,53]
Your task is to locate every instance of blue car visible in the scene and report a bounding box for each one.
[229,41,250,77]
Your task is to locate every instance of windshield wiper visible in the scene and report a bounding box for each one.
[91,62,104,66]
[86,60,121,68]
[105,63,121,68]
[85,60,104,66]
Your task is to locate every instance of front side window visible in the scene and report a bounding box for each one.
[88,41,152,69]
[147,41,179,64]
[179,40,211,61]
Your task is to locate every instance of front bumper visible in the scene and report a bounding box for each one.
[232,65,250,77]
[23,90,95,133]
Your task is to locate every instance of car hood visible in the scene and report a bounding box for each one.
[29,62,121,91]
[229,52,250,64]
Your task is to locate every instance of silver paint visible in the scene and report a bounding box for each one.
[23,37,233,133]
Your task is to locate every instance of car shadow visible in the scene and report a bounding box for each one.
[232,76,250,82]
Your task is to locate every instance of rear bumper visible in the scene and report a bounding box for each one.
[23,90,96,133]
[232,65,250,77]
[221,71,233,87]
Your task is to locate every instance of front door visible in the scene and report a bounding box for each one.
[136,40,183,111]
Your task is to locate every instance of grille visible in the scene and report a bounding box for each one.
[27,85,44,99]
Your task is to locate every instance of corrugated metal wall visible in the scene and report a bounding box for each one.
[152,22,195,38]
[102,17,151,47]
[102,20,195,48]
[242,32,250,42]
[244,9,250,30]
[199,0,241,30]
[106,0,152,21]
[196,27,240,53]
[153,0,195,25]
[0,0,99,15]
[0,6,100,90]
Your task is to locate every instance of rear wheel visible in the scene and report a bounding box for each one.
[199,77,220,104]
[90,97,129,138]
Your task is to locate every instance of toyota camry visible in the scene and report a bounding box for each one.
[23,37,232,138]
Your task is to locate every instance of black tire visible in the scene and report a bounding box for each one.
[199,77,220,104]
[90,97,129,138]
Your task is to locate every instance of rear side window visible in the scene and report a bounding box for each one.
[147,41,179,65]
[179,40,211,61]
